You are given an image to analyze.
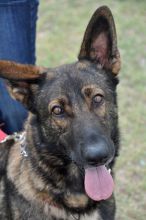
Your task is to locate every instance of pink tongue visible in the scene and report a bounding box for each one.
[85,165,114,201]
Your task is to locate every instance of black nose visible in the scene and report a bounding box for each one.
[83,141,109,166]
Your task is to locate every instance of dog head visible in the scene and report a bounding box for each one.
[0,6,120,211]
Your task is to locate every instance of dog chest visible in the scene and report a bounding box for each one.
[48,205,101,220]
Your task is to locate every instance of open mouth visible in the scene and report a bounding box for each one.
[84,165,114,201]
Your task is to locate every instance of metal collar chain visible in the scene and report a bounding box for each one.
[0,132,28,157]
[71,214,80,220]
[18,132,28,157]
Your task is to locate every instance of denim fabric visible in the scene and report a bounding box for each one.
[0,0,39,134]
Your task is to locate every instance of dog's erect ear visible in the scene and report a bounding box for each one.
[78,6,121,75]
[0,60,47,108]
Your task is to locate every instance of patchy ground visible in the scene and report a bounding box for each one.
[37,1,146,219]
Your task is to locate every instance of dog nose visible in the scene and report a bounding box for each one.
[84,142,109,166]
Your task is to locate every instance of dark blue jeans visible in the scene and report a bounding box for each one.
[0,0,39,134]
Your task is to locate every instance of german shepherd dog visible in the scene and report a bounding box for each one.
[0,6,121,220]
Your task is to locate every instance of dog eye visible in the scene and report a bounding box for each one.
[92,94,104,105]
[52,105,64,116]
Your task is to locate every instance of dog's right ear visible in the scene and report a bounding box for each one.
[0,60,47,108]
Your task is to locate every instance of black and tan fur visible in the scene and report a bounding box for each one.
[0,6,121,220]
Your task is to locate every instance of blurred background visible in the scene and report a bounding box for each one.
[36,1,146,219]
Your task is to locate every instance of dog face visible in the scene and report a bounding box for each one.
[0,6,120,213]
[32,61,118,167]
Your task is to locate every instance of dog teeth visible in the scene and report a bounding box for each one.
[108,168,111,173]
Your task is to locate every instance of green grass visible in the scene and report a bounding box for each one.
[36,1,146,219]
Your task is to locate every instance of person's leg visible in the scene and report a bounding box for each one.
[0,0,39,134]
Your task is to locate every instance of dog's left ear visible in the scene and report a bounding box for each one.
[78,6,121,75]
[0,60,47,108]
